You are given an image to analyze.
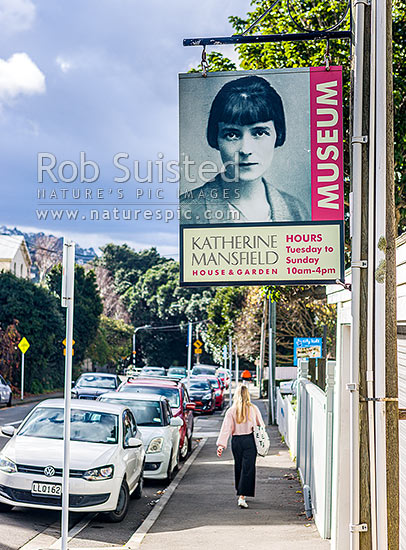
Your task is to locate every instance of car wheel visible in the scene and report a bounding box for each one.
[0,503,13,513]
[187,433,193,453]
[180,435,189,460]
[132,468,143,500]
[7,395,12,408]
[104,481,130,523]
[166,450,175,483]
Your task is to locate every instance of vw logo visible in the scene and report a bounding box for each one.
[44,466,55,477]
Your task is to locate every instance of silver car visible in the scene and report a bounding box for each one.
[0,376,12,407]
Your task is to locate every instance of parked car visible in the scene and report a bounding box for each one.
[71,373,120,400]
[193,375,225,410]
[118,378,195,460]
[99,392,182,481]
[216,368,231,389]
[0,375,12,407]
[139,367,167,377]
[0,399,145,522]
[167,367,187,380]
[279,379,298,395]
[191,365,217,377]
[188,379,216,414]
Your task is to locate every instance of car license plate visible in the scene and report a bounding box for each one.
[32,482,62,496]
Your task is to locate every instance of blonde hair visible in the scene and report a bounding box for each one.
[233,384,252,424]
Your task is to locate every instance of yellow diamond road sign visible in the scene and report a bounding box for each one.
[62,338,75,346]
[193,340,203,349]
[18,337,30,354]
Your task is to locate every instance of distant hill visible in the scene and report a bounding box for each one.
[0,226,97,281]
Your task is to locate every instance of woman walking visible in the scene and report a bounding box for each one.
[216,384,266,508]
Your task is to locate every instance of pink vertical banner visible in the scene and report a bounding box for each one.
[310,66,344,221]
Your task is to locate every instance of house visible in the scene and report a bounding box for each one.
[0,235,31,279]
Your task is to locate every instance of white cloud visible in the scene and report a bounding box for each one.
[0,52,45,103]
[56,56,73,73]
[0,0,35,33]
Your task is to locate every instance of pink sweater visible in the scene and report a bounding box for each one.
[216,404,265,448]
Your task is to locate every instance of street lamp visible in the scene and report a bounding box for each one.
[132,325,151,367]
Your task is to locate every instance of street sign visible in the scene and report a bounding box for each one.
[62,338,75,346]
[293,337,322,365]
[63,349,74,356]
[18,337,30,354]
[195,348,202,354]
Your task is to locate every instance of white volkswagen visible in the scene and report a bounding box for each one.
[99,392,182,481]
[0,399,145,522]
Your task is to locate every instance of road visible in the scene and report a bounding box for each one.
[0,400,226,550]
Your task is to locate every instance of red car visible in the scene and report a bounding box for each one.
[216,369,231,389]
[193,375,225,410]
[118,377,195,460]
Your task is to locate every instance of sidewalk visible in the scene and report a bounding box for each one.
[138,399,330,550]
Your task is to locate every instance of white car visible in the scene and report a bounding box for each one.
[279,379,298,395]
[0,399,145,522]
[0,375,12,407]
[99,392,182,481]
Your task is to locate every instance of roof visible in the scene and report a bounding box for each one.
[126,376,180,387]
[78,372,118,379]
[35,398,129,414]
[0,235,31,265]
[100,391,168,402]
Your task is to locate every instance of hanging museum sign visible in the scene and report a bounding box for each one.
[179,67,344,286]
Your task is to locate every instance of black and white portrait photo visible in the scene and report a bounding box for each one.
[179,69,312,225]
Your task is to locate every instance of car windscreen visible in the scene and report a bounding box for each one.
[141,368,166,375]
[76,375,116,389]
[119,385,180,408]
[192,367,216,376]
[102,398,163,426]
[207,379,219,389]
[168,368,186,376]
[190,381,211,391]
[18,407,118,444]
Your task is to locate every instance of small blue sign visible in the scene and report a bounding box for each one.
[293,337,323,365]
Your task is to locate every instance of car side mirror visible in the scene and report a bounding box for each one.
[127,437,143,448]
[186,403,196,411]
[170,417,183,427]
[71,381,75,387]
[1,426,15,437]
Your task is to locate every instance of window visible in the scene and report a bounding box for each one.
[123,410,137,447]
[19,407,119,444]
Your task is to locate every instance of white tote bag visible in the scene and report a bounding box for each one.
[254,425,270,457]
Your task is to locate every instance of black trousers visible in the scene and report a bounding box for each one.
[231,433,257,497]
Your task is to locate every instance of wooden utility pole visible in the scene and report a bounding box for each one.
[383,0,399,546]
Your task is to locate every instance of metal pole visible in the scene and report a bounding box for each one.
[228,336,232,405]
[350,0,367,547]
[235,346,239,387]
[21,352,25,401]
[268,297,276,424]
[61,239,75,550]
[132,331,136,367]
[187,322,192,392]
[366,0,378,545]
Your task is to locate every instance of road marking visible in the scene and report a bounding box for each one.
[18,514,97,550]
[49,513,97,549]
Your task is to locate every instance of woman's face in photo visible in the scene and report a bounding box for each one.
[217,120,277,183]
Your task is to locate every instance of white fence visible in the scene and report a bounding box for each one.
[276,359,335,540]
[276,390,297,459]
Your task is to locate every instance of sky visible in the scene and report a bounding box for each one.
[0,0,249,256]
